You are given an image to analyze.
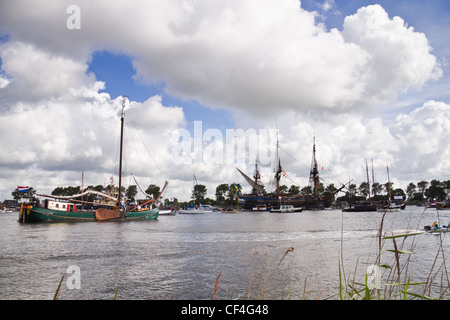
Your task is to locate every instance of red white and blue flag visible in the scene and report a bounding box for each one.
[18,186,29,193]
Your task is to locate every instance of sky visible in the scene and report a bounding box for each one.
[0,0,450,202]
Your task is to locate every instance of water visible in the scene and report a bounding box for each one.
[1,206,449,300]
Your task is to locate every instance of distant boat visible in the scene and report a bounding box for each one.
[159,209,176,216]
[19,98,159,222]
[221,208,237,214]
[237,137,337,211]
[342,201,377,212]
[424,221,450,233]
[436,201,450,210]
[178,207,206,214]
[376,166,401,213]
[251,205,269,212]
[376,203,402,212]
[270,205,303,213]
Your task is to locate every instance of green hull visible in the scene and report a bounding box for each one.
[21,206,159,222]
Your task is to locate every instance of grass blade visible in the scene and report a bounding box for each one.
[53,274,65,300]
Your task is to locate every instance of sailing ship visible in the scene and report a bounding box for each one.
[19,97,160,222]
[178,175,215,214]
[237,137,335,211]
[376,166,402,212]
[342,160,377,212]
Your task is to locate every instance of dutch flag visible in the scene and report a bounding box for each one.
[18,186,29,193]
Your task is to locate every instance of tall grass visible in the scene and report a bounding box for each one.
[336,207,450,300]
[219,207,450,300]
[51,207,449,300]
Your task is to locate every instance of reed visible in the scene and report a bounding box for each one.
[53,274,65,300]
[336,207,450,300]
[237,207,449,300]
[242,247,296,299]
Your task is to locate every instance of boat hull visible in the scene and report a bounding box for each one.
[239,195,329,211]
[178,209,205,214]
[20,206,158,222]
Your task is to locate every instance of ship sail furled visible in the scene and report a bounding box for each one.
[274,135,283,197]
[37,189,118,202]
[309,137,320,197]
[236,167,264,193]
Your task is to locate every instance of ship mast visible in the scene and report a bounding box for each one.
[118,97,126,207]
[253,162,261,195]
[309,137,320,197]
[366,160,371,200]
[274,134,282,197]
[387,165,392,203]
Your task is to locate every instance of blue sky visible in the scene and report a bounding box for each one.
[0,0,450,200]
[86,0,450,128]
[88,50,236,132]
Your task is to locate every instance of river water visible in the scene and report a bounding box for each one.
[1,206,449,300]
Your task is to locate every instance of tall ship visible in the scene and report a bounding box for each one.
[237,137,338,210]
[19,97,160,222]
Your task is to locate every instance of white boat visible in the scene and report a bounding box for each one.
[270,205,303,213]
[252,205,269,211]
[178,208,205,214]
[424,221,450,234]
[178,204,215,214]
[159,209,176,216]
[377,203,402,212]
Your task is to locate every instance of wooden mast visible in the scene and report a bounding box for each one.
[387,165,392,203]
[310,137,319,197]
[118,97,126,207]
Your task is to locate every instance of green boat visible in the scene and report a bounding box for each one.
[19,202,159,222]
[19,97,160,223]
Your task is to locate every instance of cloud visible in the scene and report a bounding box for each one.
[342,5,442,103]
[392,100,450,179]
[0,1,441,116]
[0,41,99,107]
[321,0,335,12]
[0,41,186,197]
[0,1,447,201]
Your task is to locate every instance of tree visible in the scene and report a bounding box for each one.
[193,184,207,204]
[288,185,300,195]
[215,183,229,204]
[323,184,338,202]
[279,185,288,195]
[300,186,312,196]
[406,182,416,200]
[372,182,383,197]
[145,184,160,199]
[348,184,357,198]
[443,180,450,199]
[126,185,138,201]
[384,182,394,195]
[51,186,81,197]
[12,187,36,200]
[358,182,370,199]
[417,180,428,198]
[226,183,241,204]
[82,184,104,203]
[227,183,241,201]
[425,180,446,201]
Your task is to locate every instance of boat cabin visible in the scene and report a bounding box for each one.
[45,199,77,212]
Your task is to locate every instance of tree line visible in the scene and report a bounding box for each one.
[11,178,450,206]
